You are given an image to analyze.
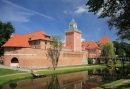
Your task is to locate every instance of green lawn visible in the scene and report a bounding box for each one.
[0,65,107,86]
[0,68,32,85]
[93,79,130,89]
[0,68,21,76]
[0,64,129,86]
[38,65,107,76]
[0,73,32,85]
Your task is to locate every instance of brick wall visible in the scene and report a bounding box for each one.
[3,47,88,67]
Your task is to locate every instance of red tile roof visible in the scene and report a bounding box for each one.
[98,35,112,45]
[82,40,100,50]
[2,30,51,48]
[2,34,31,48]
[23,30,51,41]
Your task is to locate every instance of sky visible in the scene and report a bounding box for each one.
[0,0,119,43]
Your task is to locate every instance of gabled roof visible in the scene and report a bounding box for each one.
[82,40,100,50]
[23,30,51,41]
[98,35,112,45]
[2,30,51,48]
[2,34,31,48]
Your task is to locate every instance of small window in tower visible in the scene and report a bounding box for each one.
[69,38,71,40]
[69,42,71,44]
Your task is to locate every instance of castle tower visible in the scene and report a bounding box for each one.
[65,19,82,52]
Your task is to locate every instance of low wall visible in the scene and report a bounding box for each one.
[3,48,88,67]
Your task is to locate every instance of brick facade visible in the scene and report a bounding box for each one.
[3,47,87,67]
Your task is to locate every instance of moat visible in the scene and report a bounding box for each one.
[1,66,130,89]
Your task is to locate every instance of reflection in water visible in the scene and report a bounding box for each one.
[0,85,2,89]
[45,75,60,89]
[9,82,17,89]
[1,65,130,89]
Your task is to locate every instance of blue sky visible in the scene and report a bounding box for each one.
[0,0,118,42]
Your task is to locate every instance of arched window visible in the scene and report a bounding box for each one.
[11,58,19,63]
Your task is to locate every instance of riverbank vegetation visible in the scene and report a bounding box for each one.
[0,68,21,76]
[37,65,107,76]
[93,79,130,89]
[0,64,107,86]
[0,73,32,86]
[0,64,129,86]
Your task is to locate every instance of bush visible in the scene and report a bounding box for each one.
[116,60,121,64]
[88,58,93,64]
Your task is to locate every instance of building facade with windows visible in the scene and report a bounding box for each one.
[2,19,112,67]
[65,19,82,52]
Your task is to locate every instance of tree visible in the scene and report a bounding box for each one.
[86,0,130,40]
[47,36,62,70]
[100,42,116,64]
[113,41,130,57]
[0,21,15,56]
[101,42,116,57]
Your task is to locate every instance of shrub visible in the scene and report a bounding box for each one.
[116,60,121,64]
[88,58,93,64]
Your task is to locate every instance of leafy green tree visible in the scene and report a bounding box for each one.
[113,41,130,57]
[86,0,130,40]
[0,21,15,56]
[100,42,116,64]
[101,42,116,57]
[47,36,62,70]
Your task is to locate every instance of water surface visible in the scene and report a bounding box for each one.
[1,66,130,89]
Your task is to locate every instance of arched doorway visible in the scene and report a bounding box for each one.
[10,57,19,67]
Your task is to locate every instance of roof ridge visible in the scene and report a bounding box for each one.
[22,30,47,35]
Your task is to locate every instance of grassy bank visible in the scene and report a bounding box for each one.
[38,65,107,76]
[93,79,130,89]
[0,73,32,86]
[0,65,107,86]
[0,68,22,76]
[0,64,128,86]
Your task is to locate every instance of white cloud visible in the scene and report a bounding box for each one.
[74,6,88,14]
[81,38,85,42]
[64,5,89,16]
[0,0,54,22]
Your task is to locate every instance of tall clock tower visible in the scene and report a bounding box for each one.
[65,19,82,52]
